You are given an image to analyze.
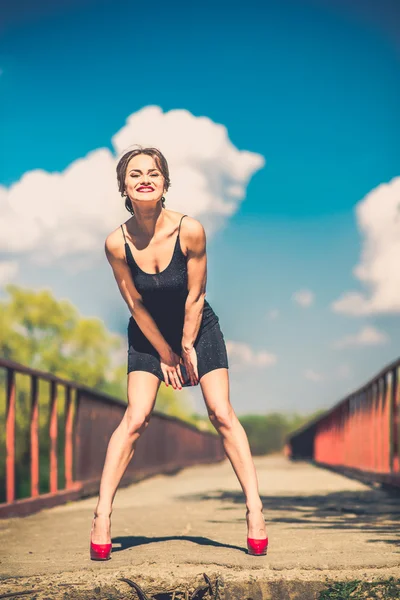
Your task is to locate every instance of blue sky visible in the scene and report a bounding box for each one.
[1,0,399,415]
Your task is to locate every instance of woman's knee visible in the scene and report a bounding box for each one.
[124,410,151,437]
[208,404,235,430]
[124,375,159,437]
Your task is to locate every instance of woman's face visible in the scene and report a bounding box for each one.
[124,153,165,208]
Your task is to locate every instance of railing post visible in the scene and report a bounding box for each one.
[6,369,16,503]
[49,381,58,494]
[377,378,383,473]
[372,383,378,472]
[30,376,39,497]
[367,387,373,470]
[382,374,390,473]
[392,367,399,472]
[64,387,73,489]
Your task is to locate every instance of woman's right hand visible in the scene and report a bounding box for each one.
[160,348,184,390]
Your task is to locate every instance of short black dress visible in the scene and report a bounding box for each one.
[121,215,229,385]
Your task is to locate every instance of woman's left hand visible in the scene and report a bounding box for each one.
[181,346,199,386]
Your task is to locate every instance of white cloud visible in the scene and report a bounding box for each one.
[113,107,264,231]
[333,326,389,349]
[0,106,264,272]
[266,309,280,320]
[225,340,277,371]
[304,369,324,382]
[0,261,19,286]
[293,289,314,308]
[332,176,400,315]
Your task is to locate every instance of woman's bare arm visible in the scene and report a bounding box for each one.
[105,230,176,367]
[180,217,208,353]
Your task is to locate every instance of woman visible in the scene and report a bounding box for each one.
[90,146,268,560]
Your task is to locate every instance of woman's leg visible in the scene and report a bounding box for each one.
[200,368,267,539]
[91,371,161,544]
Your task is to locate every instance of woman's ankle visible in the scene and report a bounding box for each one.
[94,507,112,518]
[246,503,263,514]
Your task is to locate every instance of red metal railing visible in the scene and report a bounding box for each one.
[0,358,224,518]
[285,357,400,487]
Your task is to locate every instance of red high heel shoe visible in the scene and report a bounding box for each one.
[246,508,268,556]
[247,536,268,556]
[90,514,112,561]
[90,541,112,561]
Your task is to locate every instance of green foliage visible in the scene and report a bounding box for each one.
[238,409,326,455]
[189,412,216,433]
[156,383,193,419]
[154,385,215,432]
[0,285,122,389]
[319,578,400,599]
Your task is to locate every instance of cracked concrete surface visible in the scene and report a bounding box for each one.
[1,455,399,598]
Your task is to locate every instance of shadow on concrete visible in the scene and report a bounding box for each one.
[177,489,400,547]
[111,534,245,553]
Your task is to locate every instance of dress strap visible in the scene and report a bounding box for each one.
[120,224,127,243]
[178,215,187,235]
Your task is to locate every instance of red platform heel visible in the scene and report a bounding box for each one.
[90,541,112,561]
[246,508,268,556]
[247,536,268,556]
[90,514,112,561]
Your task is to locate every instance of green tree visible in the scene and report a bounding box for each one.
[0,285,197,500]
[239,409,327,456]
[0,285,122,390]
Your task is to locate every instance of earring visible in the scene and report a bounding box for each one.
[124,192,134,215]
[161,195,166,207]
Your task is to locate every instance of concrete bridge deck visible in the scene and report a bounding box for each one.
[1,455,399,599]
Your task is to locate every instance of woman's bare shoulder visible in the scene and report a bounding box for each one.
[104,224,125,259]
[162,209,204,238]
[179,215,206,256]
[180,215,205,239]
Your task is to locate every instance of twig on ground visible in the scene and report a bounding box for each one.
[119,572,222,600]
[119,577,153,600]
[0,592,41,599]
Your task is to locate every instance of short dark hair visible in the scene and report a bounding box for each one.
[116,146,171,215]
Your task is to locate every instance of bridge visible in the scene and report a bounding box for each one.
[1,357,399,599]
